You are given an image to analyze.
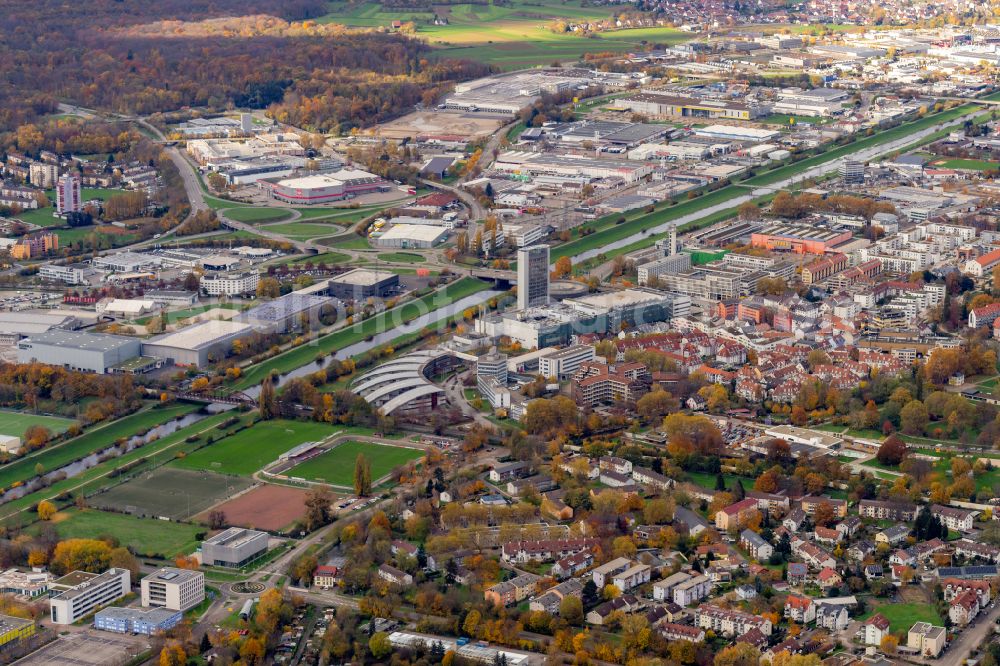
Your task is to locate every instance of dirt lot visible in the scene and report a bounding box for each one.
[375,110,503,141]
[197,483,311,532]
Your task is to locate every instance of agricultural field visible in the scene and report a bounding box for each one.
[196,484,309,532]
[88,467,253,520]
[172,419,341,476]
[44,508,203,558]
[0,410,74,437]
[287,440,424,487]
[319,0,687,67]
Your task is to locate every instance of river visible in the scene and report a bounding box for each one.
[0,406,231,505]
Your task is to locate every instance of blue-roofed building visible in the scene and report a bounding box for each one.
[937,565,1000,580]
[94,607,182,636]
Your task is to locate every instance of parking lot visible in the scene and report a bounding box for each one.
[17,631,148,665]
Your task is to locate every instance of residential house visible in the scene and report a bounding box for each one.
[552,552,593,580]
[660,623,705,643]
[740,529,773,561]
[954,539,1000,563]
[612,563,651,592]
[931,504,978,532]
[859,499,917,521]
[784,594,816,623]
[949,589,980,626]
[942,578,991,606]
[908,622,946,658]
[695,604,772,637]
[501,538,598,564]
[815,602,849,631]
[783,508,807,532]
[735,584,757,601]
[837,516,862,539]
[816,567,843,590]
[787,563,809,585]
[863,614,891,645]
[313,565,340,589]
[875,524,911,546]
[674,506,709,537]
[484,573,540,607]
[632,467,673,492]
[800,496,847,518]
[849,541,876,563]
[489,461,529,483]
[715,498,759,530]
[529,579,583,614]
[377,564,413,587]
[814,526,841,545]
[592,557,633,589]
[586,594,641,625]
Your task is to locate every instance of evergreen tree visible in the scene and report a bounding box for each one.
[733,478,746,500]
[199,633,211,653]
[715,472,726,491]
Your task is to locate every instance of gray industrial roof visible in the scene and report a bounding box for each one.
[21,329,135,352]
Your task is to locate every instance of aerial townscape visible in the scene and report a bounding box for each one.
[14,1,1000,666]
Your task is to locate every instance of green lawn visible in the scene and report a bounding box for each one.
[0,410,74,437]
[0,404,197,491]
[859,602,943,633]
[223,208,293,223]
[318,234,371,250]
[171,419,342,476]
[233,276,489,389]
[43,508,202,558]
[377,252,426,263]
[287,440,423,487]
[264,222,347,239]
[936,158,1000,171]
[762,113,827,126]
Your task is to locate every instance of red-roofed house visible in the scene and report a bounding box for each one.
[784,594,815,622]
[863,613,891,645]
[970,302,1000,329]
[966,247,1000,277]
[950,589,980,626]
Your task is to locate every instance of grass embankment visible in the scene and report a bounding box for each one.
[234,276,489,389]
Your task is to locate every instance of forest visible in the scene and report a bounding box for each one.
[0,1,490,134]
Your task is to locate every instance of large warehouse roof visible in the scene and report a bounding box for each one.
[146,320,253,351]
[22,330,136,352]
[331,268,396,287]
[378,224,449,244]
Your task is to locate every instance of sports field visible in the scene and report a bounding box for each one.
[89,468,253,520]
[936,158,1000,171]
[171,419,340,476]
[0,410,74,437]
[319,0,687,67]
[45,508,202,557]
[287,440,423,487]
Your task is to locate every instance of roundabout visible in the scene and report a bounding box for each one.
[230,581,266,595]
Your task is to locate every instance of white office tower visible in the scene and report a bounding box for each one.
[517,244,550,310]
[240,113,253,133]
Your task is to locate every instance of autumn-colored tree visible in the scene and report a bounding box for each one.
[877,434,908,466]
[159,642,186,666]
[51,538,112,574]
[552,256,573,279]
[240,637,265,665]
[880,635,899,655]
[714,642,761,666]
[109,547,140,580]
[813,501,835,528]
[37,500,56,521]
[257,277,281,299]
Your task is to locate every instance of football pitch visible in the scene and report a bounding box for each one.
[171,419,340,477]
[44,508,202,558]
[0,410,74,437]
[89,468,253,520]
[287,441,423,487]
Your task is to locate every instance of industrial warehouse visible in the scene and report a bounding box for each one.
[263,168,389,204]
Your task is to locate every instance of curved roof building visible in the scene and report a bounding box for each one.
[351,349,459,415]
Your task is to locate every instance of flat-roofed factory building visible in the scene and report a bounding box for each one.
[328,268,400,300]
[142,320,255,368]
[17,330,141,374]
